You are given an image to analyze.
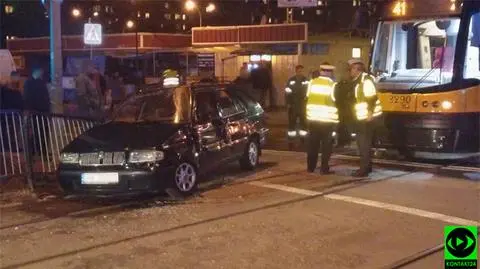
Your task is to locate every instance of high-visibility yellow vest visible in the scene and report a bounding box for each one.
[306,76,338,123]
[163,69,180,87]
[354,73,382,121]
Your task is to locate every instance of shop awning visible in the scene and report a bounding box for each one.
[6,33,191,54]
[192,23,308,46]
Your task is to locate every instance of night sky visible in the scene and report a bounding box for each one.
[1,0,385,46]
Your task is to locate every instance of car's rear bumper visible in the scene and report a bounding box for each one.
[58,167,175,197]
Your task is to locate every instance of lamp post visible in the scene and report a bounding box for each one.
[185,1,215,27]
[136,14,139,70]
[49,0,63,114]
[0,0,5,49]
[126,19,138,71]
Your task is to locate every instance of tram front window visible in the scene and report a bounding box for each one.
[464,12,480,79]
[371,18,460,89]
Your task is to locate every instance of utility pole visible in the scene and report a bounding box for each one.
[133,0,139,72]
[135,14,139,71]
[49,0,63,114]
[0,0,5,49]
[198,9,203,27]
[286,8,293,23]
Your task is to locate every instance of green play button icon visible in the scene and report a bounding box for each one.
[456,237,464,247]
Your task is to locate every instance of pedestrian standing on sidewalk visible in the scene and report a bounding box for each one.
[76,60,102,119]
[23,66,51,158]
[23,67,50,114]
[285,65,309,150]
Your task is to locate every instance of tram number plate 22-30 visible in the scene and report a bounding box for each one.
[389,95,412,108]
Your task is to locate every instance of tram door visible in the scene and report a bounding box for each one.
[247,55,273,108]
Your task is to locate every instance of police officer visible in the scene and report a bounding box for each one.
[334,61,356,148]
[306,64,338,174]
[348,59,383,177]
[285,65,309,147]
[162,69,180,88]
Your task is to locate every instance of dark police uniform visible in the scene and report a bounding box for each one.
[285,75,309,140]
[333,79,356,147]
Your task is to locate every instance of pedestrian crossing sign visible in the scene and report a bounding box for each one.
[83,23,102,45]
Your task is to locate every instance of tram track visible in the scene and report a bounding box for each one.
[383,231,480,269]
[0,169,306,231]
[0,168,444,269]
[1,153,477,269]
[0,150,476,232]
[383,243,444,269]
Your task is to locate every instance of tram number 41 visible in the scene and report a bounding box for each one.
[389,95,412,104]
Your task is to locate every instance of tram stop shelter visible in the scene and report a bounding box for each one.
[189,23,308,107]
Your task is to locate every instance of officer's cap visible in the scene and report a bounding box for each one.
[348,59,364,66]
[319,64,335,71]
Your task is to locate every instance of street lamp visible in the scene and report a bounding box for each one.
[206,3,216,13]
[72,8,81,18]
[93,11,99,17]
[126,20,134,29]
[185,0,196,11]
[185,1,215,27]
[126,18,139,71]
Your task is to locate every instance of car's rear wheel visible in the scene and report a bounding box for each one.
[172,162,198,195]
[240,139,259,170]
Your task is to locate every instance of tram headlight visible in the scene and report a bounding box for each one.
[441,100,453,110]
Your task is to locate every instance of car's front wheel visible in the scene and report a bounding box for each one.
[172,162,198,195]
[240,139,259,170]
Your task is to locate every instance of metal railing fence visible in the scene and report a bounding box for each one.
[0,110,99,191]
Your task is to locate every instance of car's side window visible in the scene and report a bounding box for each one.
[194,91,219,124]
[218,91,242,118]
[231,90,263,114]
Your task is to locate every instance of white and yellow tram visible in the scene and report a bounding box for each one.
[371,0,480,159]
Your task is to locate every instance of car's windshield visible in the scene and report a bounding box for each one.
[112,86,191,123]
[371,17,460,90]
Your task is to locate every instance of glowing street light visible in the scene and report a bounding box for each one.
[185,1,215,27]
[126,20,134,29]
[185,0,197,11]
[450,0,456,11]
[93,11,99,17]
[206,3,216,13]
[72,8,81,18]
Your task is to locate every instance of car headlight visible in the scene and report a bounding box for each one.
[60,153,79,164]
[129,150,164,163]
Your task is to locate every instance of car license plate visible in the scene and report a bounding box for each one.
[81,173,119,185]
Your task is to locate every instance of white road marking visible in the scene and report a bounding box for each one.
[0,202,23,209]
[324,194,480,227]
[249,181,480,226]
[249,181,320,196]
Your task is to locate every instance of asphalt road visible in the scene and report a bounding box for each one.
[1,150,478,269]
